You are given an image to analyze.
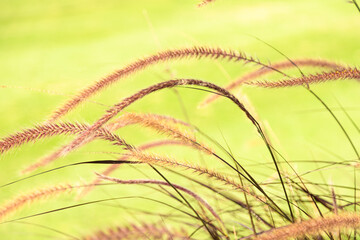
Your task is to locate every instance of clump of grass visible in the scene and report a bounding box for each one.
[1,56,359,239]
[1,59,359,238]
[1,1,359,239]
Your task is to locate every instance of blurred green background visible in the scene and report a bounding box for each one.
[0,0,359,239]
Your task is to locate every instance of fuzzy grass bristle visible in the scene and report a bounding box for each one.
[21,113,197,173]
[200,58,345,106]
[49,46,286,122]
[254,212,360,240]
[56,79,262,166]
[0,183,74,222]
[248,67,360,88]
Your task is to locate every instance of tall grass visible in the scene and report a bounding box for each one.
[0,0,359,239]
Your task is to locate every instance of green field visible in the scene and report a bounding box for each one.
[0,0,359,239]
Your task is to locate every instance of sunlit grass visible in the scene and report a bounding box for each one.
[0,0,359,239]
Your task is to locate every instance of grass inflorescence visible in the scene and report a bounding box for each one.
[0,1,359,239]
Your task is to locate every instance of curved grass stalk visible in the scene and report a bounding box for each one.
[109,112,191,130]
[0,122,131,156]
[0,122,88,154]
[57,78,292,222]
[200,58,344,106]
[0,183,76,222]
[82,143,271,224]
[49,47,286,122]
[0,112,192,172]
[247,68,360,88]
[24,113,205,173]
[79,139,193,197]
[59,79,263,160]
[128,150,262,199]
[122,112,212,154]
[21,125,132,173]
[97,173,225,233]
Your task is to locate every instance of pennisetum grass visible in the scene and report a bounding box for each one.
[253,212,360,240]
[1,1,359,239]
[49,77,296,225]
[200,58,345,106]
[0,183,73,222]
[0,182,114,223]
[247,67,360,88]
[48,47,286,122]
[48,79,261,170]
[20,112,198,173]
